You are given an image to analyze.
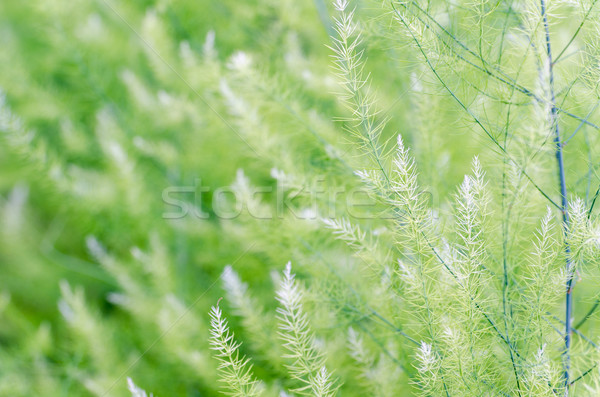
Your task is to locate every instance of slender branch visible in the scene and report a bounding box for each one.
[299,239,419,346]
[574,299,600,330]
[569,363,598,387]
[390,2,561,211]
[563,100,600,145]
[588,183,600,219]
[497,0,515,64]
[540,1,574,393]
[547,312,599,350]
[502,174,524,396]
[553,0,599,64]
[398,0,600,131]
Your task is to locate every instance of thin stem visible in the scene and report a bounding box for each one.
[547,312,599,350]
[588,183,600,219]
[502,181,524,396]
[553,0,599,64]
[398,0,600,131]
[391,2,561,211]
[569,363,598,387]
[540,1,573,393]
[574,299,600,330]
[563,100,600,145]
[497,0,515,64]
[299,239,419,346]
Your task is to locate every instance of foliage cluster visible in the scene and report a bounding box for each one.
[2,0,600,396]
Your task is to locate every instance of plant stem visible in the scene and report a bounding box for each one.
[540,0,573,393]
[574,299,599,330]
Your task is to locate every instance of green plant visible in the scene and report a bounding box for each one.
[1,0,600,396]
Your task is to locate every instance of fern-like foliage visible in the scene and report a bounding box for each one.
[209,305,261,397]
[3,0,600,396]
[276,262,337,396]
